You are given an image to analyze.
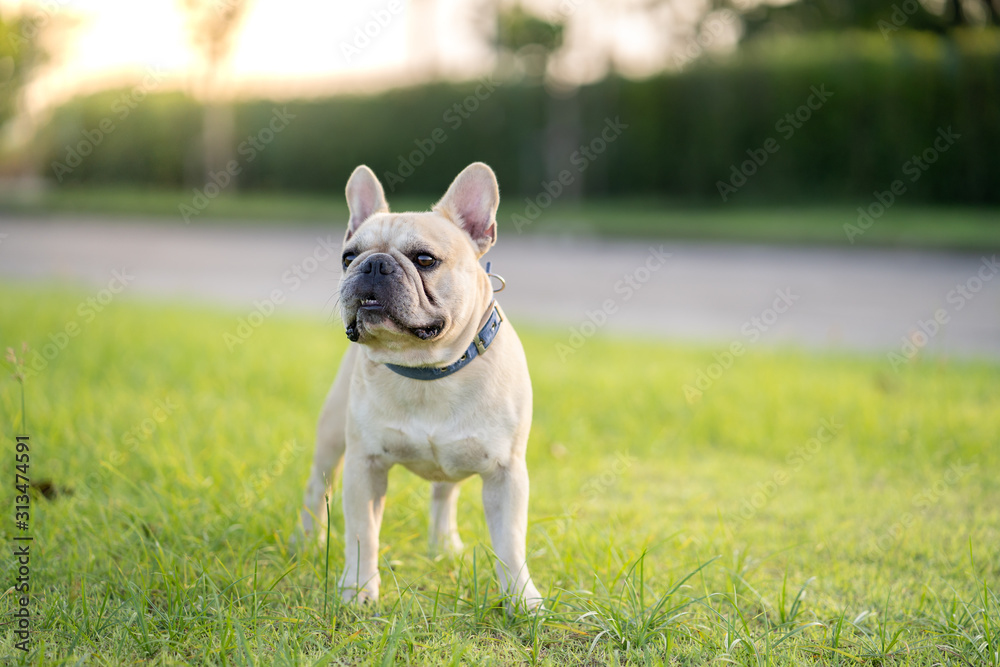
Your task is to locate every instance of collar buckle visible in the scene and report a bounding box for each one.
[476,306,502,354]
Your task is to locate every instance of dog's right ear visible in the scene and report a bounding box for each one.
[345,165,389,240]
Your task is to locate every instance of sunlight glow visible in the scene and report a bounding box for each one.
[4,0,736,111]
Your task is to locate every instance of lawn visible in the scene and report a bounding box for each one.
[2,186,999,251]
[0,283,998,665]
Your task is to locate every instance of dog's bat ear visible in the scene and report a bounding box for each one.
[345,165,389,240]
[433,162,499,257]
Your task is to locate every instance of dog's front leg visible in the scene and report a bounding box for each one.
[482,458,543,611]
[339,447,388,604]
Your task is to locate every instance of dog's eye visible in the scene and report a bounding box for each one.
[415,254,437,268]
[342,253,357,269]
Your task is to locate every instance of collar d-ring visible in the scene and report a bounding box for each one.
[485,261,506,293]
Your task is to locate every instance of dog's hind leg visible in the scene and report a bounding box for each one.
[299,345,357,541]
[429,481,464,555]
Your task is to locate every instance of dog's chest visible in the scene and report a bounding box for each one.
[381,420,495,481]
[355,399,503,481]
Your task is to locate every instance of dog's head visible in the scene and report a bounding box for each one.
[338,162,499,366]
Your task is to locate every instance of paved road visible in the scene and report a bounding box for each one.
[1,216,998,358]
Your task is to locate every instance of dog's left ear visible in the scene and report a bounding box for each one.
[433,162,499,257]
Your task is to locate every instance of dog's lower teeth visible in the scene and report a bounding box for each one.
[413,327,439,340]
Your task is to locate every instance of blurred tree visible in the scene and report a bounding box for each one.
[735,0,998,40]
[495,5,564,81]
[181,0,249,71]
[178,0,251,185]
[492,5,582,198]
[498,5,563,52]
[0,9,49,131]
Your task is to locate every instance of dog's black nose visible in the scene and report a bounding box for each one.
[359,253,395,276]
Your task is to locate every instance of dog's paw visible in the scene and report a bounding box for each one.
[505,584,546,615]
[445,534,465,555]
[339,585,379,606]
[338,571,380,605]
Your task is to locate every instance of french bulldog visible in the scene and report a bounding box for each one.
[299,162,543,611]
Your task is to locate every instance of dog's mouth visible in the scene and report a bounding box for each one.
[409,324,442,340]
[345,297,444,342]
[345,318,443,342]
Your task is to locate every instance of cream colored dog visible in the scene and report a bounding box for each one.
[299,162,543,611]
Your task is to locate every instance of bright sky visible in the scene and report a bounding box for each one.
[10,0,492,110]
[4,0,740,113]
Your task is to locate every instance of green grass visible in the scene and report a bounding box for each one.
[2,186,999,250]
[1,283,998,665]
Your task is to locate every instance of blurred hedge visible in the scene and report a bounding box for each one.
[36,29,1000,204]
